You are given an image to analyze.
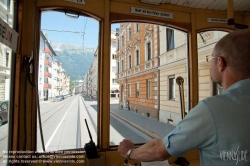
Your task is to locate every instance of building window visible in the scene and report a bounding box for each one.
[135,50,140,66]
[122,35,124,47]
[112,66,116,73]
[112,54,116,59]
[128,28,131,41]
[166,28,174,51]
[128,84,131,97]
[147,79,151,98]
[128,55,131,69]
[122,60,124,71]
[146,42,151,60]
[169,75,175,100]
[136,82,139,98]
[117,62,119,73]
[112,79,116,84]
[112,41,116,48]
[135,23,139,33]
[117,39,120,51]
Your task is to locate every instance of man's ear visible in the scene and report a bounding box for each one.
[218,56,227,72]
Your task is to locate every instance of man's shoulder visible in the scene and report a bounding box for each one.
[199,94,226,106]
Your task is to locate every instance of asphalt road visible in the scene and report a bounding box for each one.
[37,95,152,152]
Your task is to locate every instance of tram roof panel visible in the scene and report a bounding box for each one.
[139,0,250,12]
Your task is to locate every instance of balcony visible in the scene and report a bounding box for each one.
[44,83,52,89]
[144,60,152,70]
[134,66,140,74]
[127,69,132,76]
[44,60,52,67]
[45,48,52,57]
[44,72,52,78]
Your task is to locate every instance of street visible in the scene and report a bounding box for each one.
[37,95,152,151]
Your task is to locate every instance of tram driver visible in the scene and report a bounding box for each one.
[118,29,250,165]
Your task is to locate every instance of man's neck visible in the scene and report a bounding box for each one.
[222,72,250,90]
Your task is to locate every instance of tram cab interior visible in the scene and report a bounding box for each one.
[0,0,250,165]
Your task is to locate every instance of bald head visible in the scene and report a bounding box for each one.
[215,29,250,76]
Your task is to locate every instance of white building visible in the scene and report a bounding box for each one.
[84,31,118,99]
[38,32,55,100]
[88,49,98,98]
[110,31,119,98]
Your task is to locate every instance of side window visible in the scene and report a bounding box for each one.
[112,23,189,144]
[197,31,228,101]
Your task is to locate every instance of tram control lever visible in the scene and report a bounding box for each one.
[176,76,186,119]
[84,119,99,159]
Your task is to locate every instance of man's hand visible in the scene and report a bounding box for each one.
[118,139,134,158]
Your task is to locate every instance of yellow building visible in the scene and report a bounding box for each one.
[116,23,160,120]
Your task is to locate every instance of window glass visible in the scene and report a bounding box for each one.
[166,28,175,51]
[110,23,189,145]
[37,11,99,151]
[197,31,228,101]
[128,55,131,69]
[135,50,139,65]
[136,82,139,98]
[147,42,151,60]
[128,28,131,41]
[0,0,16,165]
[147,80,151,98]
[169,76,175,100]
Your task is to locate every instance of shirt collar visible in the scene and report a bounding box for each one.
[226,78,250,92]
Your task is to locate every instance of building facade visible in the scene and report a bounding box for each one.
[39,32,55,100]
[159,29,227,126]
[39,32,70,100]
[110,31,119,98]
[116,23,227,125]
[116,23,160,120]
[84,31,118,99]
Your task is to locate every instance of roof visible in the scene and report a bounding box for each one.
[140,0,250,12]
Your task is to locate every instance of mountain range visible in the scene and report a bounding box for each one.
[51,42,96,81]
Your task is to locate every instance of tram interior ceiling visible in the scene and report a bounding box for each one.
[0,0,249,166]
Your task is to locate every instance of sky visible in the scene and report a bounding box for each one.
[41,11,119,49]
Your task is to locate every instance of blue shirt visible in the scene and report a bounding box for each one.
[163,78,250,166]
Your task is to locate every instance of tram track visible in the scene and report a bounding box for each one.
[39,96,76,126]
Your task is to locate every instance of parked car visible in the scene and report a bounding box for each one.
[60,95,65,100]
[53,96,63,102]
[0,101,9,126]
[63,95,67,99]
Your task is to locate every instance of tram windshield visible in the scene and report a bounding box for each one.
[37,11,99,151]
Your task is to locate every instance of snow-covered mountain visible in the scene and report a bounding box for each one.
[51,42,96,81]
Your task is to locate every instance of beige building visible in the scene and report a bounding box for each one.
[159,29,227,126]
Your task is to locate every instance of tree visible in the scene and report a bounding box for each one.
[69,81,75,94]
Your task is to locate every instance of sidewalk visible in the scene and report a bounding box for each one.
[82,95,175,138]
